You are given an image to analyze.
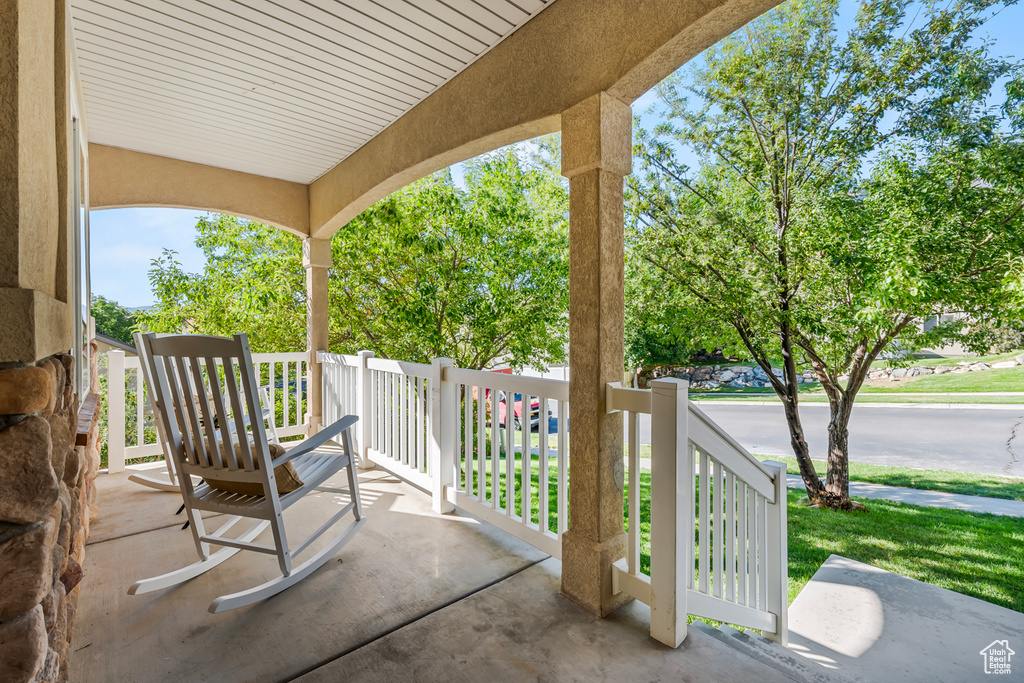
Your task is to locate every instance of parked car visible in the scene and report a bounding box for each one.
[485,369,551,431]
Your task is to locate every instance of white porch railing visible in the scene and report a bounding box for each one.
[104,346,786,648]
[143,351,796,649]
[320,355,787,648]
[104,349,309,473]
[321,351,439,492]
[320,352,570,554]
[607,378,788,648]
[444,365,569,559]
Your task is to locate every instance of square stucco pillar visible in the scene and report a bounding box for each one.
[559,92,633,617]
[304,237,330,436]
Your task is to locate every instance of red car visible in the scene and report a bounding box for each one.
[478,369,550,431]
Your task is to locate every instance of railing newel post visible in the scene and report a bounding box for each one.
[648,377,689,648]
[107,350,127,473]
[430,357,456,514]
[762,460,789,645]
[356,350,375,470]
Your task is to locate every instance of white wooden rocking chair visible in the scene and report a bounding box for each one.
[127,331,281,494]
[129,332,366,613]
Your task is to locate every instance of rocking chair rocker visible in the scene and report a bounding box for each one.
[129,332,365,613]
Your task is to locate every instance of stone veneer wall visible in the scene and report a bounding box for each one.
[0,349,100,683]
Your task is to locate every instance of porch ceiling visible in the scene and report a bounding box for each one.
[69,0,555,184]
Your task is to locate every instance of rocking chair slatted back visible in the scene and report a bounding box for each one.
[146,333,273,489]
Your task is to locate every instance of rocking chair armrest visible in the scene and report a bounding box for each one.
[272,414,359,467]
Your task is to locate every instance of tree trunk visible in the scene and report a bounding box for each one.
[823,399,854,508]
[780,395,824,499]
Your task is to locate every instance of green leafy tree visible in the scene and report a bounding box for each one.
[91,295,138,344]
[624,256,703,374]
[628,0,1024,508]
[138,214,306,353]
[141,147,569,370]
[331,149,569,369]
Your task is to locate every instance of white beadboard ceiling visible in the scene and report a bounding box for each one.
[70,0,555,183]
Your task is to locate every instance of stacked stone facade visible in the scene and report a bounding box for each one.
[0,350,100,682]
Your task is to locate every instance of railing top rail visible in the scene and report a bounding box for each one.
[318,351,361,367]
[688,402,775,499]
[688,402,772,476]
[105,350,308,365]
[251,351,308,363]
[366,356,432,378]
[447,366,569,401]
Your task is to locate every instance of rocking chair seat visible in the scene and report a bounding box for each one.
[190,449,354,516]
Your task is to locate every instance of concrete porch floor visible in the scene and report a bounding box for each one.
[71,464,798,683]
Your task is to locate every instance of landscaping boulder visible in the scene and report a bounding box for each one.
[991,360,1018,369]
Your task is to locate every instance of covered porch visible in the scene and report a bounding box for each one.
[72,0,793,650]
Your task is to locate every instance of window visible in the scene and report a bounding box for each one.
[72,114,91,397]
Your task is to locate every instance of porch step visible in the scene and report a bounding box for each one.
[690,622,855,683]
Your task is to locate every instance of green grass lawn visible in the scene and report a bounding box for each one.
[860,365,1024,393]
[770,456,1024,500]
[906,350,1023,368]
[783,490,1024,611]
[458,449,1024,617]
[684,348,1024,399]
[804,393,1024,404]
[692,392,1024,404]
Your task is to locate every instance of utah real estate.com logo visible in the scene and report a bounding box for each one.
[980,640,1014,675]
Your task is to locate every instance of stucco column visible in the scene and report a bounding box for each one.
[303,237,330,435]
[559,92,633,617]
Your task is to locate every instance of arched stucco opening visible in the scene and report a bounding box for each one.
[89,144,310,238]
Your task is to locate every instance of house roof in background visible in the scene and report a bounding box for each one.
[95,332,137,354]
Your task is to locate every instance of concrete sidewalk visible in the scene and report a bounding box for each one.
[788,555,1024,682]
[785,474,1024,516]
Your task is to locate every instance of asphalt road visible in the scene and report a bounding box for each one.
[635,403,1024,477]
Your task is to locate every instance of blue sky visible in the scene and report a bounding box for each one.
[90,0,1024,309]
